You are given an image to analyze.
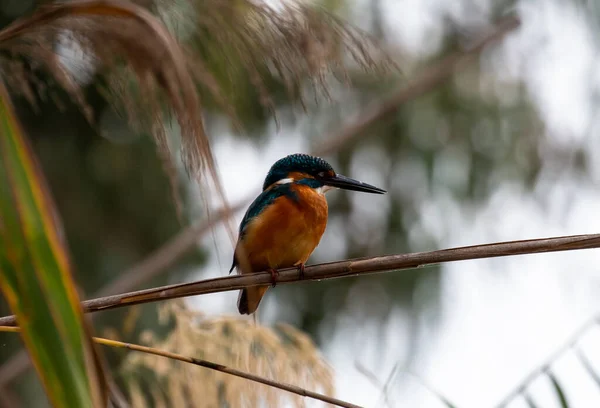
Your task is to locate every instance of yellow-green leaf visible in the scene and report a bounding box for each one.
[0,80,106,407]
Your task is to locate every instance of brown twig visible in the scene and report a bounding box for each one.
[0,233,597,327]
[96,201,247,297]
[0,326,361,408]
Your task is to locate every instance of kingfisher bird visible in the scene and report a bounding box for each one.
[230,153,386,314]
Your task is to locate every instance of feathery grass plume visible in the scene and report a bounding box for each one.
[181,0,394,110]
[117,301,334,407]
[0,0,392,206]
[0,0,220,222]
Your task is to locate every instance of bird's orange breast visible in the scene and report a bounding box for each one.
[234,184,328,273]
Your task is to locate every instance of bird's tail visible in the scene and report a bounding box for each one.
[237,286,269,314]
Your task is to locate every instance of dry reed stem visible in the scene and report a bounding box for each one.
[0,325,358,408]
[0,233,596,327]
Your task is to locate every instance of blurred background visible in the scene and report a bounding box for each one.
[2,0,600,407]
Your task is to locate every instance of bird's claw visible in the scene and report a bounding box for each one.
[268,268,279,287]
[297,263,305,280]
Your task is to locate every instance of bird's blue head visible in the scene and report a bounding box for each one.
[262,153,386,194]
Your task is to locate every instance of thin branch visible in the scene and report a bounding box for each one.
[96,202,247,297]
[0,233,598,327]
[495,314,600,408]
[0,326,360,408]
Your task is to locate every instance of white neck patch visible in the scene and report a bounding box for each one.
[275,177,294,185]
[275,178,335,195]
[316,185,335,195]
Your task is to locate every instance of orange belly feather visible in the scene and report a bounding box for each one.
[235,184,328,313]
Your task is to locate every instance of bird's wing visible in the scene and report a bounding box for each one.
[229,185,295,273]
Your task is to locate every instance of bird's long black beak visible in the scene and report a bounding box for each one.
[323,174,386,194]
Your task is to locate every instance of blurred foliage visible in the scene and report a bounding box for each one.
[0,0,596,406]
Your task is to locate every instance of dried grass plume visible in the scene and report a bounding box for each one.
[0,0,393,217]
[115,301,335,407]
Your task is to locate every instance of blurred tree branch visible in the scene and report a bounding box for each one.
[0,232,597,326]
[317,14,520,156]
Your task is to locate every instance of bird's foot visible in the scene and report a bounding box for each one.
[297,263,305,280]
[268,268,279,287]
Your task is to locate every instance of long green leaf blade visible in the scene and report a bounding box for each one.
[0,81,105,407]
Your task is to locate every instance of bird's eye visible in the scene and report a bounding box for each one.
[317,171,325,178]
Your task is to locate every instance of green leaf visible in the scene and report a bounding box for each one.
[548,371,570,408]
[0,81,106,407]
